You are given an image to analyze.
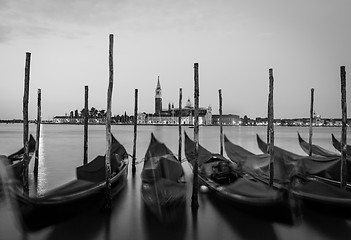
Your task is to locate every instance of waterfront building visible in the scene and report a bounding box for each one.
[146,78,212,125]
[53,116,107,124]
[212,114,240,125]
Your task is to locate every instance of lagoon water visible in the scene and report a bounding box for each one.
[1,123,351,240]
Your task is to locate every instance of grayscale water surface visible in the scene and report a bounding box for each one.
[1,123,350,240]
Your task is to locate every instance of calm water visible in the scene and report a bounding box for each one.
[1,123,351,240]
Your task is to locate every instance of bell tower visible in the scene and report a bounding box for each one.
[155,76,162,115]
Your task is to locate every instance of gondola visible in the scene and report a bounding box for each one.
[227,134,351,218]
[256,133,351,186]
[290,175,351,218]
[224,135,296,188]
[332,133,351,155]
[297,132,339,157]
[141,133,186,223]
[2,134,36,179]
[8,134,129,231]
[185,132,293,223]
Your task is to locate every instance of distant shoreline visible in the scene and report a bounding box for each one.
[0,120,345,127]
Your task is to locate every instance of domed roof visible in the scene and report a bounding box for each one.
[185,98,193,108]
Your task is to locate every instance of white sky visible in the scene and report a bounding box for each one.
[1,0,351,120]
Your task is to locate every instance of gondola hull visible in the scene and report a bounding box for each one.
[256,133,351,185]
[8,134,129,231]
[4,134,36,179]
[234,134,351,219]
[291,175,351,219]
[14,163,128,231]
[196,170,293,223]
[141,180,186,223]
[185,132,293,224]
[332,133,351,155]
[140,133,186,223]
[298,132,339,158]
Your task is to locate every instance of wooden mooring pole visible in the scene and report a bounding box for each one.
[266,83,272,153]
[267,93,271,150]
[191,63,200,210]
[22,52,31,196]
[132,89,138,175]
[34,89,41,177]
[268,68,274,187]
[340,66,347,189]
[105,34,114,210]
[219,89,223,155]
[178,88,183,162]
[84,85,89,165]
[308,88,314,156]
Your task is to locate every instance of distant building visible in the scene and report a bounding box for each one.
[315,115,324,126]
[53,115,106,124]
[212,114,240,125]
[147,78,212,125]
[155,76,162,115]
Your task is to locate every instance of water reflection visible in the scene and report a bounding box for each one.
[143,202,187,240]
[190,205,199,240]
[206,193,279,240]
[45,203,111,240]
[303,208,351,240]
[3,124,351,240]
[103,211,111,240]
[36,130,48,195]
[0,159,23,240]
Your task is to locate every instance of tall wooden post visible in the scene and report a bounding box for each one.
[219,89,223,155]
[268,68,274,187]
[340,66,347,189]
[34,89,41,177]
[84,85,89,165]
[178,88,183,162]
[132,89,138,175]
[22,52,31,196]
[266,79,272,152]
[308,88,314,156]
[105,34,114,210]
[191,63,200,209]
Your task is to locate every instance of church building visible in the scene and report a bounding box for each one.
[155,76,162,115]
[140,77,212,125]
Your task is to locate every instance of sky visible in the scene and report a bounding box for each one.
[1,0,351,120]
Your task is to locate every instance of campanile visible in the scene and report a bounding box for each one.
[155,76,162,115]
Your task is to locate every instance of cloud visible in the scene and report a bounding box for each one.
[0,0,129,43]
[0,0,244,43]
[0,24,13,42]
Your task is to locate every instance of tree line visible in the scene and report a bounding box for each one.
[69,107,134,123]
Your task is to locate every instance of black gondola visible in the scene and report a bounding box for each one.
[8,134,129,231]
[141,133,186,223]
[2,134,36,179]
[332,133,351,155]
[185,132,293,223]
[256,133,351,186]
[298,132,339,158]
[227,134,351,219]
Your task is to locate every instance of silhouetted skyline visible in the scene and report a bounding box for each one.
[1,1,350,120]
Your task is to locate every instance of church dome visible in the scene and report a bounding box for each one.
[185,98,193,108]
